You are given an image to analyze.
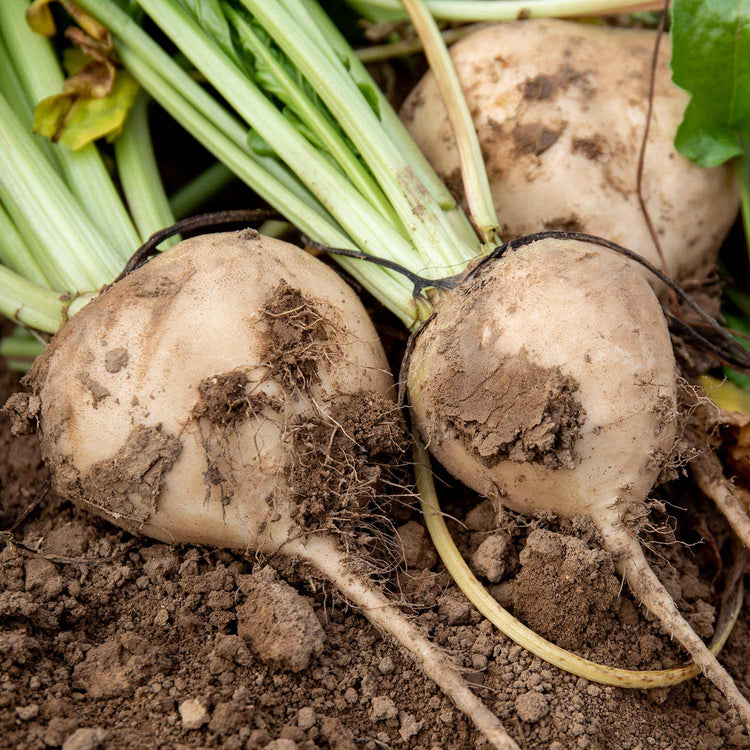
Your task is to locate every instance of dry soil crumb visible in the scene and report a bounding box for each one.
[237,566,324,673]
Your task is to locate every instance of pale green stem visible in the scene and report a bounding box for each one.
[0,265,74,333]
[282,0,480,251]
[0,31,32,127]
[118,44,417,325]
[243,0,478,274]
[354,22,490,62]
[169,162,236,219]
[401,0,499,243]
[293,0,483,249]
[224,5,404,234]
[0,0,140,263]
[0,334,45,359]
[0,89,110,291]
[0,28,59,171]
[0,181,59,284]
[296,0,458,211]
[349,0,665,21]
[134,0,428,274]
[114,90,178,248]
[258,220,293,239]
[0,202,48,286]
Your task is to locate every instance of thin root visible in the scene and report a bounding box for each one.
[692,451,750,550]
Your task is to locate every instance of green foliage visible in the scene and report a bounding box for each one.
[723,312,750,388]
[671,0,750,167]
[177,0,238,63]
[177,1,380,172]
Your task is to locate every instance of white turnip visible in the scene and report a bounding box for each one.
[11,230,518,750]
[401,19,740,287]
[407,236,750,724]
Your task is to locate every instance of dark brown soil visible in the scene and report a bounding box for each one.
[263,282,339,391]
[2,359,750,750]
[432,347,585,470]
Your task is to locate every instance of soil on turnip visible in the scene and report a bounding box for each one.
[2,338,750,750]
[262,281,341,391]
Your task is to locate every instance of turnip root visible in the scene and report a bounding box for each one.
[692,452,750,550]
[407,236,750,724]
[401,20,740,287]
[11,231,518,750]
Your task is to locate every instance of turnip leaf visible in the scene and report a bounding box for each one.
[671,0,750,167]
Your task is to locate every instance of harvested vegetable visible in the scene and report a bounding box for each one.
[400,19,740,286]
[406,235,750,721]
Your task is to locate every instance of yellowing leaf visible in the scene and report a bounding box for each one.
[26,0,57,36]
[26,0,110,43]
[34,70,139,150]
[700,375,750,415]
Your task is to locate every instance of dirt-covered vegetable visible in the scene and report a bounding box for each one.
[400,19,740,286]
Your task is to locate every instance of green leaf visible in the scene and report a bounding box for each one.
[357,81,380,119]
[177,0,239,64]
[671,0,750,167]
[247,128,277,158]
[723,312,750,389]
[224,4,367,163]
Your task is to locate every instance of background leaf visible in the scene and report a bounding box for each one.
[671,0,750,167]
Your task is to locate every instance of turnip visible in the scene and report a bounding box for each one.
[406,235,750,722]
[400,19,740,286]
[11,230,517,750]
[15,0,750,731]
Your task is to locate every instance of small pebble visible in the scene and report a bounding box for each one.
[471,654,488,670]
[297,707,315,731]
[471,533,513,582]
[377,656,395,675]
[179,698,209,729]
[62,727,108,750]
[515,691,549,723]
[15,704,39,721]
[370,695,398,721]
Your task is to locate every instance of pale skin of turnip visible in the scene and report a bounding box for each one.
[407,237,750,724]
[19,231,518,750]
[401,19,740,288]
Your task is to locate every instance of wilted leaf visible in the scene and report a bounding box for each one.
[34,69,139,150]
[62,0,111,42]
[700,375,750,414]
[66,26,112,62]
[26,0,110,42]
